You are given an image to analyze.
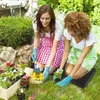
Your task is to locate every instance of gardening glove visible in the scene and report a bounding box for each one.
[53,69,63,82]
[43,66,50,81]
[34,67,41,73]
[32,48,37,62]
[56,75,72,87]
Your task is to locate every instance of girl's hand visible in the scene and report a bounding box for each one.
[53,69,63,82]
[56,75,72,87]
[34,67,40,73]
[43,66,50,81]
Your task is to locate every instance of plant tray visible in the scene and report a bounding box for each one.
[0,79,21,100]
[0,67,33,100]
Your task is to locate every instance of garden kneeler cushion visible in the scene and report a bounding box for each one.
[71,68,96,88]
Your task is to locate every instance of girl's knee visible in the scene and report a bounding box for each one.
[73,67,88,79]
[65,64,74,76]
[65,69,71,76]
[73,73,81,79]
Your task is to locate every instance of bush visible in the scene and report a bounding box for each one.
[38,0,100,25]
[0,17,34,49]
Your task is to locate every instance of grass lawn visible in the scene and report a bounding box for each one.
[0,26,100,100]
[9,55,100,100]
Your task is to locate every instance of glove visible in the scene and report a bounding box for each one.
[32,48,37,62]
[53,69,63,82]
[43,66,50,81]
[56,75,72,87]
[34,67,41,73]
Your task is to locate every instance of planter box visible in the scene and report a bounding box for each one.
[0,79,21,100]
[0,67,33,100]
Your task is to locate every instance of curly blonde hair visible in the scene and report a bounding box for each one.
[64,12,91,39]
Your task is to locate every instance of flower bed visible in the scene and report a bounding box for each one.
[0,61,26,100]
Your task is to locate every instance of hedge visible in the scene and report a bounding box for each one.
[0,17,34,49]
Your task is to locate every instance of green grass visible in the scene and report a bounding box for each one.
[0,26,100,100]
[9,58,100,100]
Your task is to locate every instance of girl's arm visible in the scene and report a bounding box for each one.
[46,20,63,67]
[70,45,93,77]
[33,32,40,48]
[60,38,70,69]
[46,40,59,66]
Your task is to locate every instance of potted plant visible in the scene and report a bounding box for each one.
[20,75,30,89]
[17,88,25,100]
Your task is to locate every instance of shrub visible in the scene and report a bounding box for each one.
[0,17,34,49]
[38,0,100,25]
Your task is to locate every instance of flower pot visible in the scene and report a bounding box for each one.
[24,67,33,77]
[17,93,25,100]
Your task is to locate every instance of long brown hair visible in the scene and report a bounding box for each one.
[64,12,91,39]
[36,5,55,38]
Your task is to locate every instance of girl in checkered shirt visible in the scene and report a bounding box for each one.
[32,5,64,81]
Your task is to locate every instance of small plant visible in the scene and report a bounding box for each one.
[17,88,25,100]
[20,75,30,89]
[0,61,25,88]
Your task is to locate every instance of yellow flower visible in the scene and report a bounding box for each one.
[31,72,44,81]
